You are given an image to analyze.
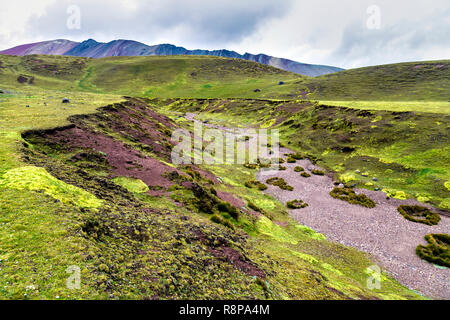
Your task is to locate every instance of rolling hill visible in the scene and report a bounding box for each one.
[298,60,450,101]
[0,39,344,77]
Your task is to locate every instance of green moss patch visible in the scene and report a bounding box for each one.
[294,166,305,172]
[416,234,449,268]
[266,177,294,191]
[330,187,376,208]
[397,205,441,226]
[286,157,297,163]
[295,225,326,241]
[0,166,102,209]
[287,199,308,209]
[112,176,149,193]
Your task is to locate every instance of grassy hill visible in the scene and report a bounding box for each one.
[297,60,450,106]
[0,54,302,99]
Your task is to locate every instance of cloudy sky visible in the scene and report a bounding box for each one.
[0,0,449,68]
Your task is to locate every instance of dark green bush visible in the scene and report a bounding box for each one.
[416,234,449,267]
[245,180,268,191]
[330,187,376,208]
[294,166,304,172]
[218,201,240,220]
[311,169,325,176]
[248,201,263,213]
[286,157,296,163]
[301,172,311,178]
[266,177,294,191]
[290,153,304,160]
[287,199,309,209]
[398,205,441,226]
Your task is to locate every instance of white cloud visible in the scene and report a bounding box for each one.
[0,0,449,69]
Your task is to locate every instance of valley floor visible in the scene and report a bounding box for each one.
[187,113,450,299]
[256,152,450,299]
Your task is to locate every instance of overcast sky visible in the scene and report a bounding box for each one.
[0,0,449,68]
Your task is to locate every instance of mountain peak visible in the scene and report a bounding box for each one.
[0,38,344,76]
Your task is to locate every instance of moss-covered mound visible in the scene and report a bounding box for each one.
[287,199,309,209]
[330,187,376,208]
[416,234,450,268]
[266,177,294,191]
[301,172,311,178]
[311,169,325,176]
[286,157,297,163]
[294,166,304,172]
[397,205,441,226]
[245,180,268,191]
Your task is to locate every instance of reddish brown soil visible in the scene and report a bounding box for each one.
[45,125,177,190]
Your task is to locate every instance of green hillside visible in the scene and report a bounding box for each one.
[298,60,450,101]
[0,54,301,99]
[0,54,448,300]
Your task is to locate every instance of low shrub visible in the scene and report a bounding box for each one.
[398,205,441,226]
[245,180,268,191]
[248,201,263,213]
[286,157,296,163]
[311,169,325,176]
[218,201,240,220]
[290,153,304,160]
[301,172,311,178]
[416,234,449,267]
[287,199,309,209]
[266,177,294,191]
[294,166,304,172]
[330,187,376,208]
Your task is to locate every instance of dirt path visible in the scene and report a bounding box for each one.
[184,112,450,299]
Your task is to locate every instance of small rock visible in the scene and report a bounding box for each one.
[25,105,30,108]
[355,170,361,174]
[374,188,380,191]
[62,98,70,103]
[373,178,378,182]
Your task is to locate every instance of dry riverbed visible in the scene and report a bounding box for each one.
[257,151,450,299]
[185,112,449,299]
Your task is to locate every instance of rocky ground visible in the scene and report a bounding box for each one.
[257,151,450,299]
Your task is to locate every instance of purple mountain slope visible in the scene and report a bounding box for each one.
[0,39,344,76]
[0,39,78,56]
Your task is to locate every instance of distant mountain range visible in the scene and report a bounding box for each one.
[0,39,344,77]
